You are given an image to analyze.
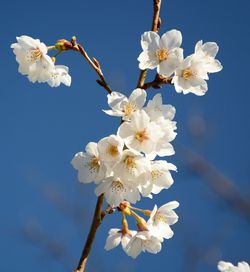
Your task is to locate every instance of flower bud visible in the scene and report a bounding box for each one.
[55,39,73,51]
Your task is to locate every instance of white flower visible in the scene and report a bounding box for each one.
[147,201,179,240]
[95,177,141,206]
[112,149,151,185]
[218,262,236,272]
[97,135,124,167]
[125,230,162,258]
[194,40,223,73]
[144,93,176,122]
[140,160,177,197]
[138,30,183,77]
[38,65,71,87]
[118,110,163,158]
[172,55,209,96]
[105,228,137,251]
[146,116,177,159]
[218,261,250,272]
[11,35,54,81]
[103,88,147,121]
[71,142,106,184]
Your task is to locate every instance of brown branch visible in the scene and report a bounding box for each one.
[58,36,112,94]
[143,74,173,90]
[74,194,105,272]
[76,44,112,94]
[137,0,162,88]
[73,2,163,271]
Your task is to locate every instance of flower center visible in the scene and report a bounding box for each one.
[124,155,136,169]
[135,129,149,142]
[151,170,163,180]
[107,144,119,157]
[155,213,168,223]
[182,69,194,80]
[88,156,100,172]
[111,180,125,193]
[26,48,42,63]
[156,48,168,62]
[123,102,137,116]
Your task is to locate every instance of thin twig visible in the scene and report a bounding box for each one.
[76,44,112,94]
[74,194,105,272]
[137,0,162,88]
[143,74,173,90]
[59,36,113,94]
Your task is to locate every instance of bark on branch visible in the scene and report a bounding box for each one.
[137,0,162,88]
[74,194,105,272]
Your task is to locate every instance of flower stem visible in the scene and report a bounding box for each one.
[137,0,162,89]
[74,194,105,272]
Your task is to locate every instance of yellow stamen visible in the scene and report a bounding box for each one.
[124,155,136,169]
[123,102,137,116]
[156,48,169,62]
[182,69,194,80]
[88,156,100,171]
[107,144,119,157]
[151,170,163,180]
[135,129,149,142]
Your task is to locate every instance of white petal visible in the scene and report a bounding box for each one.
[202,42,219,58]
[141,31,160,51]
[85,142,98,156]
[218,261,234,272]
[206,59,223,73]
[138,51,158,70]
[104,233,121,250]
[129,88,147,109]
[195,40,203,52]
[160,29,182,50]
[125,237,143,259]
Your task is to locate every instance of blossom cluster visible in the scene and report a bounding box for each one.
[105,201,179,258]
[11,28,223,260]
[218,261,250,272]
[71,88,179,257]
[138,29,222,95]
[72,88,176,205]
[11,36,71,87]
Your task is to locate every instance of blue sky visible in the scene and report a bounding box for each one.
[0,0,249,271]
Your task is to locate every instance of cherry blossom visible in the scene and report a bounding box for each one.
[147,201,179,240]
[39,65,71,87]
[11,35,53,78]
[95,177,141,206]
[103,88,147,121]
[71,142,106,184]
[194,40,223,73]
[105,228,137,251]
[125,230,162,258]
[218,261,250,272]
[138,30,183,77]
[140,160,177,197]
[172,55,209,96]
[118,110,163,158]
[97,135,124,167]
[144,93,176,121]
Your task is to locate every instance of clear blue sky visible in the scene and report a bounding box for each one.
[0,0,249,271]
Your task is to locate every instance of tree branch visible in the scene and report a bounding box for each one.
[60,36,113,94]
[137,0,162,88]
[143,74,173,90]
[74,2,163,271]
[74,194,105,272]
[76,44,112,94]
